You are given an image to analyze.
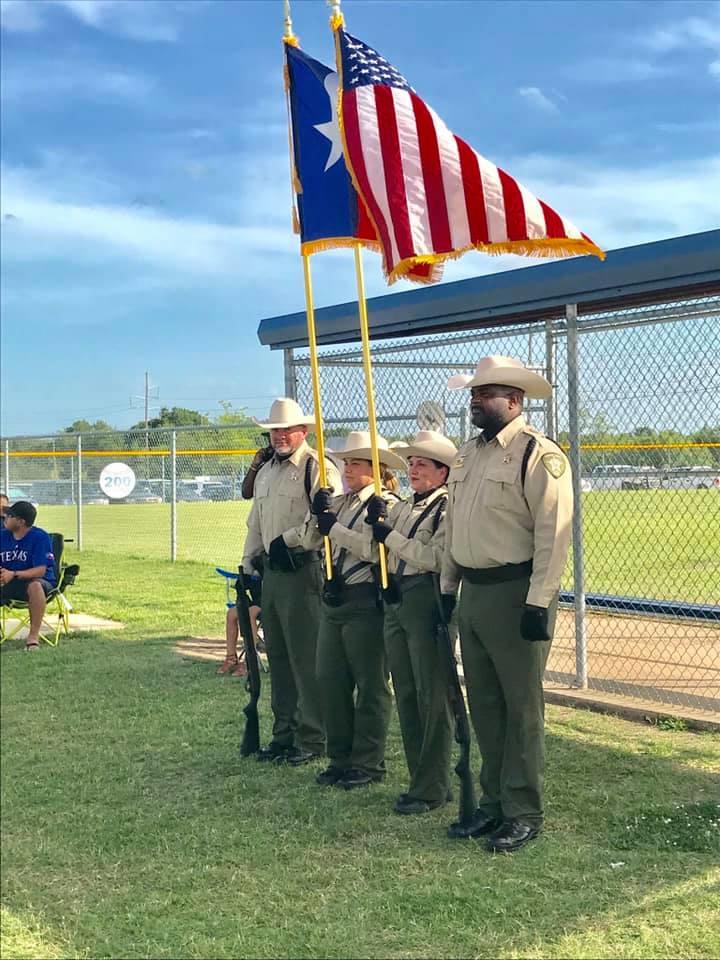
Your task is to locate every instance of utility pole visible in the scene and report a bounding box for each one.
[131,372,160,482]
[144,371,150,435]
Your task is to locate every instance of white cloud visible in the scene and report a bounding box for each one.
[518,86,560,114]
[0,0,194,41]
[641,6,720,80]
[644,11,720,54]
[1,58,156,105]
[0,0,44,31]
[507,152,720,251]
[0,163,296,276]
[570,57,673,85]
[2,146,719,306]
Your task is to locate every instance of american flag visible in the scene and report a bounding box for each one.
[336,29,604,285]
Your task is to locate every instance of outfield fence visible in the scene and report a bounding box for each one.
[2,294,719,715]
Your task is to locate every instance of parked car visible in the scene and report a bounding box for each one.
[7,486,38,506]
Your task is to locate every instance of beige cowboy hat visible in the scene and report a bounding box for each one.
[323,437,348,470]
[254,398,315,429]
[447,355,552,399]
[334,430,407,472]
[391,430,458,468]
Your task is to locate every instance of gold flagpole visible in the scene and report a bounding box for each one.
[283,0,333,580]
[328,0,389,588]
[353,243,390,589]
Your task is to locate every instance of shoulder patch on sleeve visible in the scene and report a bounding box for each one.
[542,452,566,479]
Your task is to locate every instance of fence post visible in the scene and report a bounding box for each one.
[3,439,9,496]
[76,435,83,551]
[544,317,555,439]
[565,303,587,688]
[284,347,297,400]
[171,430,177,562]
[459,406,468,443]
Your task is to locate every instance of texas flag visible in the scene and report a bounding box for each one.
[284,43,436,282]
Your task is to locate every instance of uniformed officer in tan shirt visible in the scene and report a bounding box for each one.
[365,431,456,815]
[241,398,341,765]
[441,356,573,852]
[304,431,404,789]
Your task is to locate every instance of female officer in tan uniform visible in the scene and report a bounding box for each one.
[366,431,457,815]
[304,431,405,789]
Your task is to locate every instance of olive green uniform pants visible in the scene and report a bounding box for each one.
[384,579,453,805]
[316,592,392,776]
[261,561,325,754]
[458,574,557,826]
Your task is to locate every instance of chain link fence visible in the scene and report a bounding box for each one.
[288,294,720,716]
[1,425,265,569]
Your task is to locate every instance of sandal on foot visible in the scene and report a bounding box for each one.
[217,657,238,675]
[25,640,40,653]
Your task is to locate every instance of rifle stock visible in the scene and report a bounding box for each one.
[433,577,477,828]
[235,567,261,757]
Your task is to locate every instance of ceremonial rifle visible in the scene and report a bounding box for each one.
[216,567,262,756]
[432,575,477,831]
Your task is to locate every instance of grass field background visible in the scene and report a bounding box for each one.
[38,489,720,603]
[2,552,719,959]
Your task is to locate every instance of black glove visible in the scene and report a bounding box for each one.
[381,576,401,606]
[317,511,337,536]
[372,521,392,544]
[440,594,456,624]
[269,535,295,572]
[246,574,262,607]
[251,446,273,469]
[311,487,334,516]
[520,605,550,642]
[364,494,387,525]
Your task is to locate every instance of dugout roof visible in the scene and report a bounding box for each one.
[257,229,720,350]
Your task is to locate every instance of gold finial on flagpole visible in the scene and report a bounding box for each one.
[283,0,299,45]
[327,0,344,31]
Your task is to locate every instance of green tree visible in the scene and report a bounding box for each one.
[62,419,114,433]
[130,407,211,430]
[214,401,256,428]
[691,426,720,468]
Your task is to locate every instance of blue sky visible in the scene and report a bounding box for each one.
[1,0,719,436]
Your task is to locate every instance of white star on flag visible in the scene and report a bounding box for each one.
[313,72,343,172]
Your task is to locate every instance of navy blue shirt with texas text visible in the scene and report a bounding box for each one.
[0,526,56,587]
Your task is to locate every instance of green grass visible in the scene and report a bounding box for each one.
[580,490,720,604]
[2,551,719,959]
[38,488,720,603]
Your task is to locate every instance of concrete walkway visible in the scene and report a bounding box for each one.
[1,613,124,642]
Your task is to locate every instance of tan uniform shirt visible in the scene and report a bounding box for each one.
[383,486,447,576]
[440,416,573,608]
[242,440,342,572]
[303,484,399,586]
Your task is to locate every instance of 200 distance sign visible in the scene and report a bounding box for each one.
[99,462,137,500]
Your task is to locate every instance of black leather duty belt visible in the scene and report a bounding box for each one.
[460,560,533,585]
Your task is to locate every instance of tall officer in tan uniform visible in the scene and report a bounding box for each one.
[366,430,457,815]
[242,398,342,765]
[441,357,573,851]
[305,432,404,789]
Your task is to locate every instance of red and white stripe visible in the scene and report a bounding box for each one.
[342,83,595,281]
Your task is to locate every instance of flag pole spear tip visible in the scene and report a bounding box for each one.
[282,0,299,45]
[327,0,344,31]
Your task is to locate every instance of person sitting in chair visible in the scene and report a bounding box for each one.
[0,501,57,651]
[217,603,262,677]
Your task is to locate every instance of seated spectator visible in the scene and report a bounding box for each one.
[0,501,57,651]
[217,603,262,677]
[0,493,8,522]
